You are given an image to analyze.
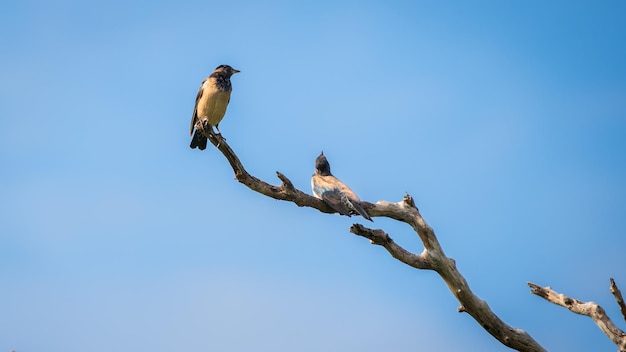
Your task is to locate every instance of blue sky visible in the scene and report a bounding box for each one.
[1,1,625,351]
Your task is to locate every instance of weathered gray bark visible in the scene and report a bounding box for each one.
[611,278,626,324]
[528,281,626,351]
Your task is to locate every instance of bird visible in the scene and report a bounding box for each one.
[311,152,373,221]
[190,64,240,150]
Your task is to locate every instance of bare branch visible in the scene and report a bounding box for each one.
[528,282,626,351]
[204,129,335,213]
[610,278,626,324]
[349,224,432,270]
[203,132,546,351]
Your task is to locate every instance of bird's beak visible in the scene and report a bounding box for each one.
[232,69,241,74]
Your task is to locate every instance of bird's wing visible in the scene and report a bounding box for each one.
[321,191,352,216]
[312,176,352,216]
[337,182,373,221]
[190,78,207,135]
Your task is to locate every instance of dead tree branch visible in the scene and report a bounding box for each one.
[611,278,626,324]
[528,281,626,351]
[203,131,546,351]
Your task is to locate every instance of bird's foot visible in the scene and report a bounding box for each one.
[211,129,226,147]
[215,134,222,148]
[214,126,226,140]
[196,119,209,133]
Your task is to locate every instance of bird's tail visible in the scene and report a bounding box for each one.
[353,202,373,222]
[190,130,208,150]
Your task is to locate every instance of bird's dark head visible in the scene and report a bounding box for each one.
[214,64,240,77]
[314,151,332,176]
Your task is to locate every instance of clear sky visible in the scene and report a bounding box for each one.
[1,1,625,351]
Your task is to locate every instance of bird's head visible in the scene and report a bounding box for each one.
[214,64,240,77]
[314,151,332,176]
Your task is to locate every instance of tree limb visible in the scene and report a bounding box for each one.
[528,282,626,351]
[611,278,626,324]
[203,131,546,351]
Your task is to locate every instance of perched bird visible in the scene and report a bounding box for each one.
[311,152,373,221]
[190,64,240,150]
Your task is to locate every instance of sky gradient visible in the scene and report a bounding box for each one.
[1,1,626,351]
